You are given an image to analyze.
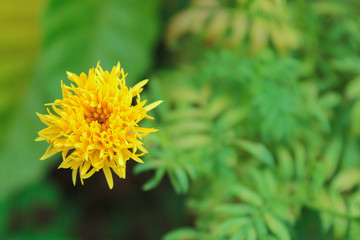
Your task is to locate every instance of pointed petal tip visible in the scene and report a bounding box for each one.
[144,100,163,112]
[72,168,77,186]
[103,166,114,189]
[35,136,45,142]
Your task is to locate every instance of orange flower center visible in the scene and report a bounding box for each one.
[85,105,112,131]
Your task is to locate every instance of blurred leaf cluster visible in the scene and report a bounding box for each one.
[166,0,298,53]
[137,0,360,239]
[1,0,360,239]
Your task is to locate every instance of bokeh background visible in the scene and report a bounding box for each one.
[1,0,360,239]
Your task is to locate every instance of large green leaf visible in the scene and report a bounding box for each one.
[0,0,160,200]
[37,0,160,100]
[0,0,42,145]
[0,89,48,201]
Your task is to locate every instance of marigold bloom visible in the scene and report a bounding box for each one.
[36,62,162,189]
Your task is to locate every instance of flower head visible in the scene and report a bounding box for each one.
[36,62,162,189]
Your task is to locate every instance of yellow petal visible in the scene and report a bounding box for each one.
[62,149,69,161]
[113,167,126,179]
[144,114,155,120]
[36,112,52,126]
[80,176,84,185]
[58,159,74,169]
[40,144,60,160]
[132,79,148,96]
[66,71,73,78]
[38,127,61,136]
[144,100,163,112]
[118,151,125,167]
[72,168,78,186]
[103,166,114,189]
[35,136,46,141]
[135,127,154,133]
[81,161,91,176]
[137,144,148,154]
[82,168,96,179]
[124,149,144,163]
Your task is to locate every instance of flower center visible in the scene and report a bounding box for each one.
[86,106,111,130]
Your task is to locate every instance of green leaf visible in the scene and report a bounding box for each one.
[142,168,165,191]
[233,185,263,207]
[147,77,168,116]
[247,227,257,240]
[230,228,248,240]
[0,90,50,200]
[320,212,333,235]
[248,168,271,199]
[176,134,211,150]
[0,0,41,140]
[207,96,230,119]
[238,140,275,167]
[168,170,182,194]
[168,120,210,136]
[277,146,294,180]
[348,198,360,219]
[264,213,291,240]
[163,228,205,240]
[214,204,257,217]
[323,138,343,180]
[134,161,162,174]
[319,92,341,109]
[317,189,333,233]
[331,169,360,192]
[330,191,348,239]
[174,167,189,193]
[264,170,277,198]
[164,108,203,123]
[270,203,294,223]
[253,216,268,237]
[37,0,160,100]
[349,222,360,239]
[346,76,360,100]
[293,143,306,180]
[350,101,360,137]
[313,1,351,16]
[216,217,249,236]
[216,108,247,131]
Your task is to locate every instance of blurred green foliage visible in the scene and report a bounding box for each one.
[1,0,360,239]
[137,0,360,239]
[0,0,41,127]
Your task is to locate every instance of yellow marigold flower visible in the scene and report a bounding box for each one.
[36,62,162,189]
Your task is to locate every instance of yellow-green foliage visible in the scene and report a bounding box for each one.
[137,0,360,239]
[0,0,42,140]
[166,0,298,53]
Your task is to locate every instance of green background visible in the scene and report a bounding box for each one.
[1,0,360,239]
